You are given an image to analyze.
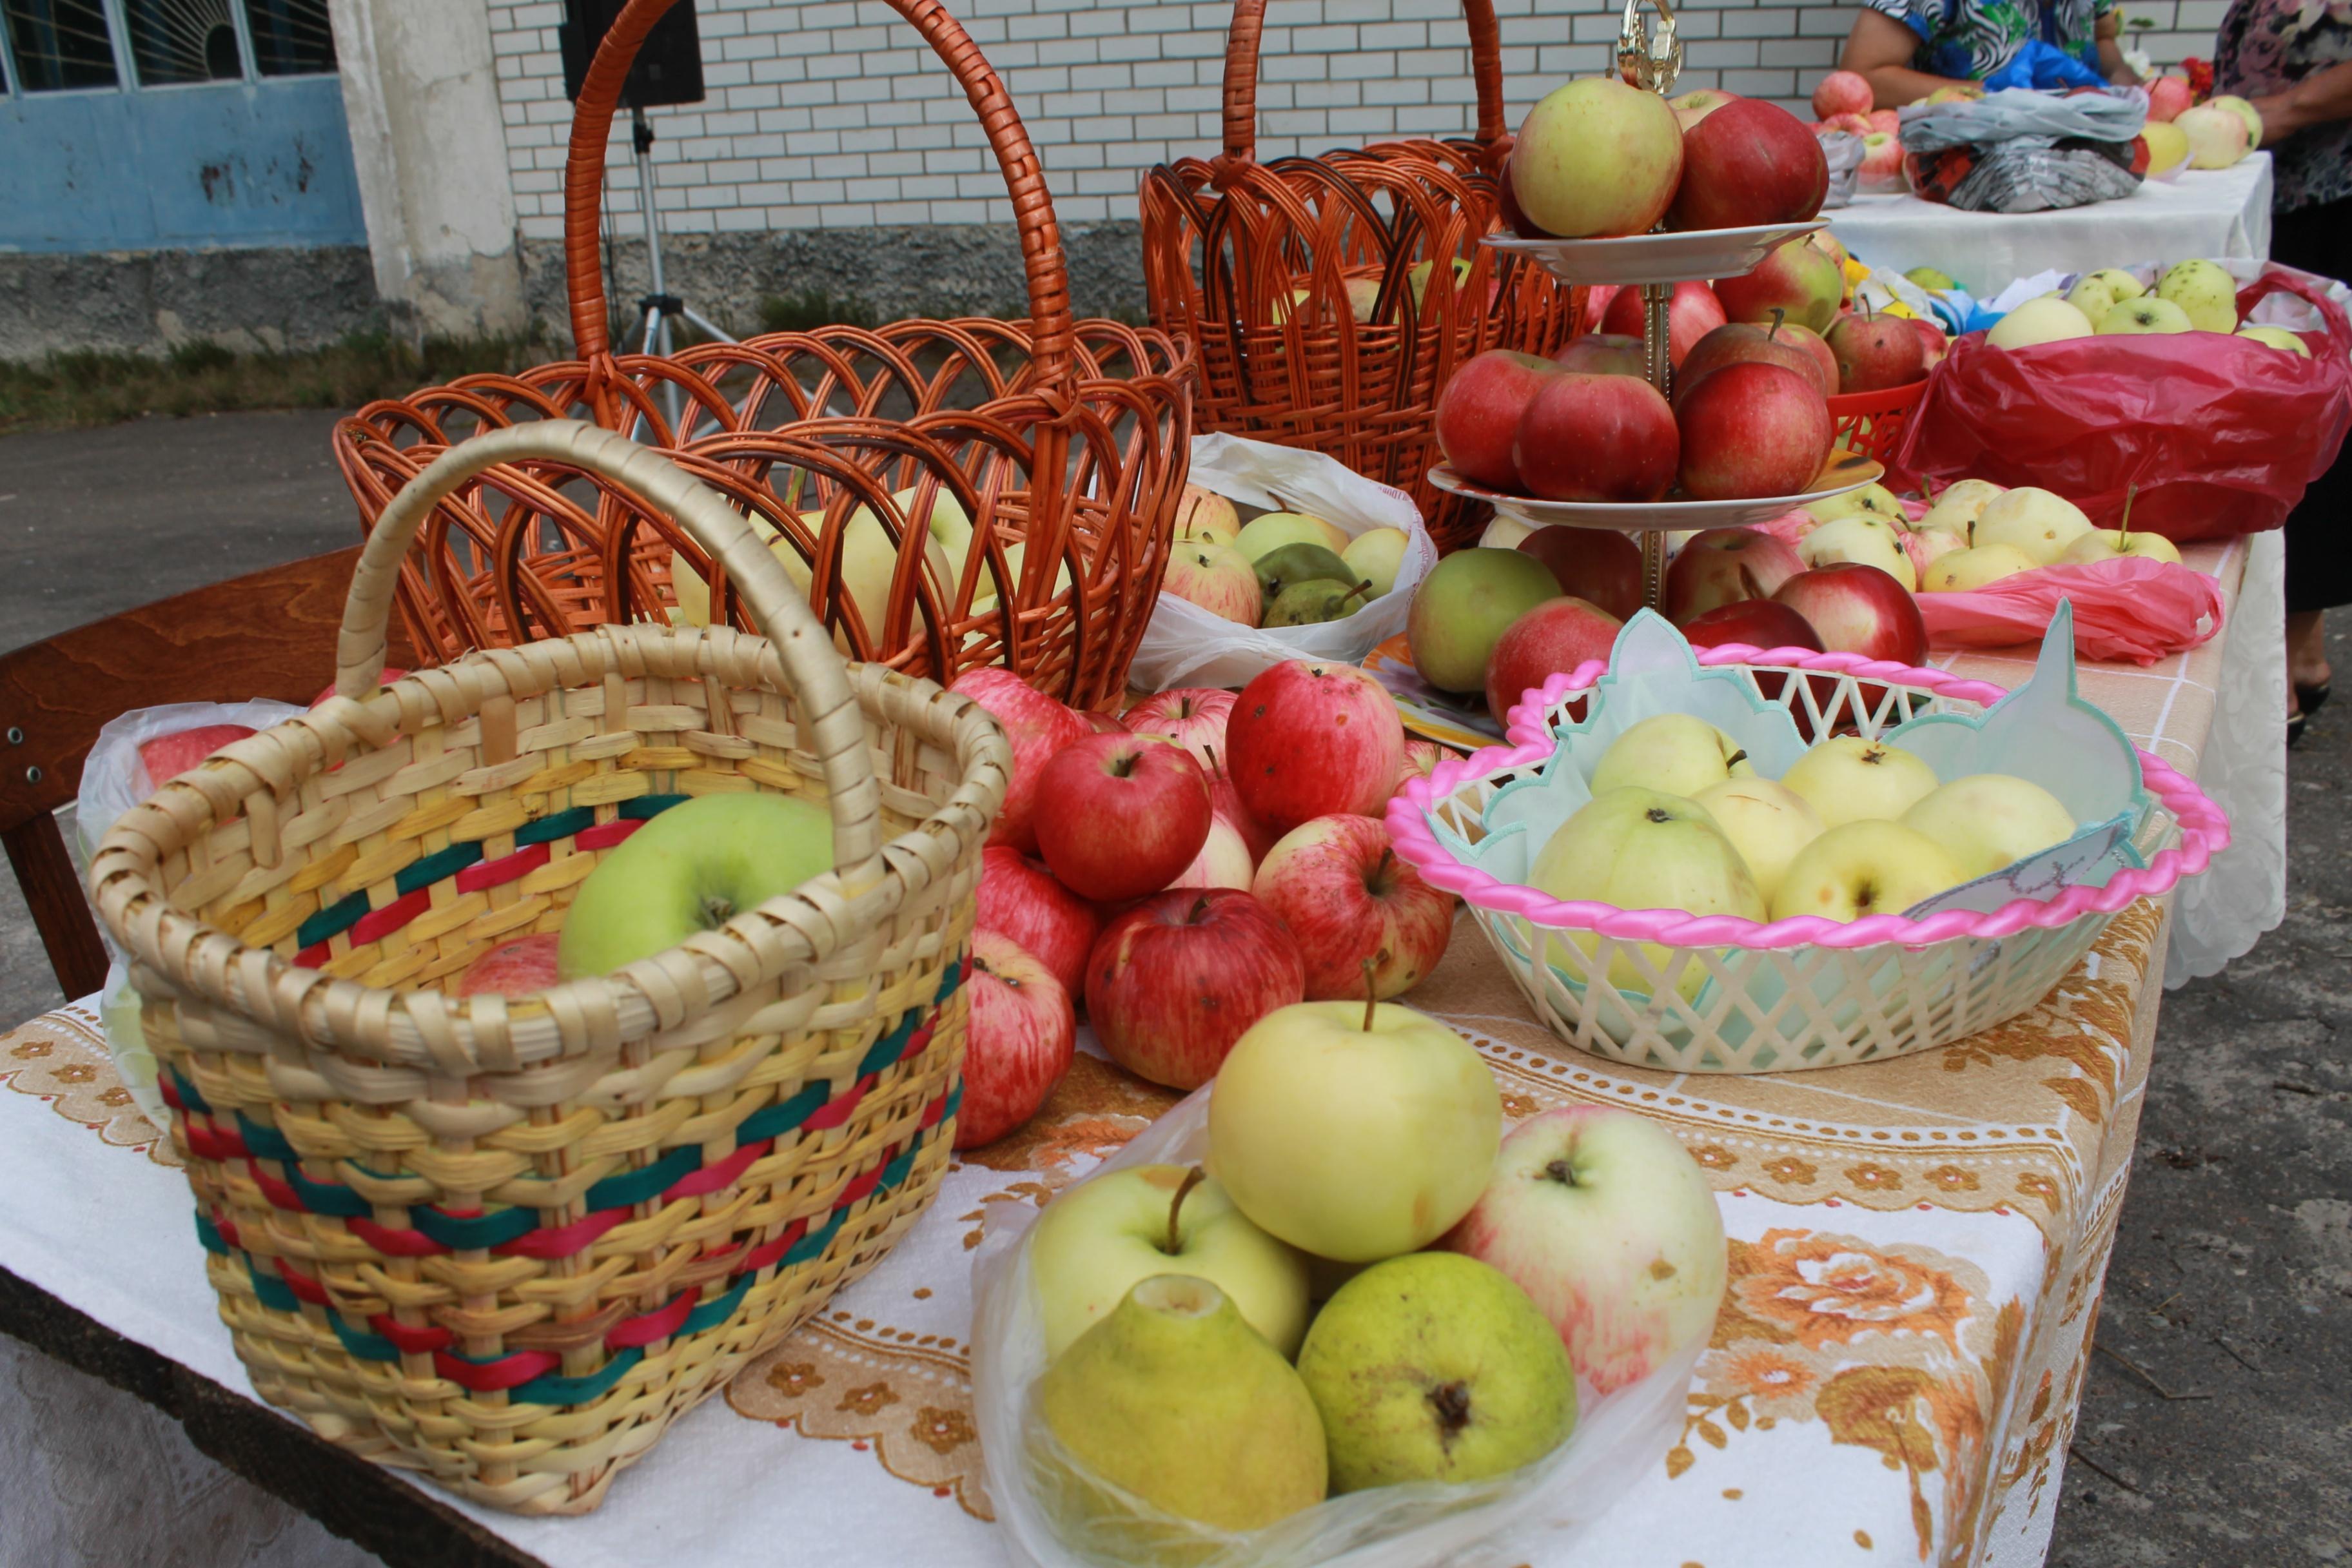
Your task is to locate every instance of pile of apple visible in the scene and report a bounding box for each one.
[1990,259,2309,354]
[1019,993,1725,1535]
[2145,82,2265,173]
[1159,484,1412,629]
[1807,69,1914,190]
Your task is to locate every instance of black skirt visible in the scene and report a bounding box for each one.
[2270,195,2352,614]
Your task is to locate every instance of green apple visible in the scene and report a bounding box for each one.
[557,792,834,978]
[2157,259,2239,334]
[1780,736,1939,828]
[1236,510,1350,562]
[1403,547,1560,694]
[1972,485,2094,564]
[2097,297,2194,335]
[1589,712,1754,799]
[1987,296,2095,349]
[1209,997,1501,1263]
[2082,268,2146,304]
[1037,1275,1328,1534]
[1768,818,1965,921]
[1342,527,1411,600]
[1921,542,2039,592]
[1899,772,2077,880]
[1029,1164,1309,1360]
[2238,324,2312,356]
[1297,1252,1575,1492]
[1528,786,1765,997]
[1904,266,1957,292]
[1691,777,1823,903]
[1799,513,1918,591]
[2064,275,2117,328]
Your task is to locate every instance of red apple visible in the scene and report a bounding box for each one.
[1081,710,1126,734]
[950,668,1093,854]
[976,845,1102,999]
[1868,108,1900,135]
[1910,316,1948,371]
[1251,815,1453,1001]
[1228,660,1407,836]
[1086,889,1306,1090]
[956,929,1075,1148]
[1436,349,1561,489]
[1514,373,1680,503]
[1208,767,1283,863]
[1824,112,1874,138]
[1553,332,1649,378]
[2147,75,2193,122]
[1516,526,1642,620]
[138,723,257,787]
[1772,563,1928,665]
[1676,362,1835,502]
[1665,527,1807,622]
[1679,598,1825,654]
[1677,320,1834,402]
[455,932,562,997]
[1400,739,1446,782]
[1714,237,1845,333]
[1598,280,1727,371]
[1827,306,1928,394]
[1033,732,1213,903]
[1484,596,1625,723]
[1813,70,1874,119]
[1168,815,1257,891]
[1858,131,1905,186]
[1123,687,1234,776]
[1669,99,1828,231]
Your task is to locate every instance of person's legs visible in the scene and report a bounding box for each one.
[2267,195,2351,737]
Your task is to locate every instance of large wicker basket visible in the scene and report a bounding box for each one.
[90,423,1012,1514]
[1138,0,1578,553]
[333,0,1191,712]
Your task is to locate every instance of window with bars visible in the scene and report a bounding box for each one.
[4,0,119,90]
[1,0,330,91]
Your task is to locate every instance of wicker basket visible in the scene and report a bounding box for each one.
[332,0,1191,713]
[89,422,1012,1514]
[1138,0,1578,553]
[1827,378,1923,469]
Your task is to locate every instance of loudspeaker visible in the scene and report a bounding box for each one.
[560,0,705,109]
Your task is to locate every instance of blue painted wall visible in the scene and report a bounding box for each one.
[0,74,365,252]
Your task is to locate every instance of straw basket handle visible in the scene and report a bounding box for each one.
[337,420,885,881]
[1219,0,1507,164]
[563,0,1077,395]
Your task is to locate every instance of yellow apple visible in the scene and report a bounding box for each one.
[2059,527,2182,566]
[1767,819,1965,921]
[1898,772,2077,881]
[2097,297,2195,335]
[1800,513,1918,591]
[2176,105,2249,170]
[1589,712,1755,799]
[1237,511,1350,562]
[2141,120,2191,176]
[1479,513,1536,551]
[1919,477,2006,533]
[1690,777,1823,903]
[1342,527,1411,600]
[2082,268,2146,303]
[2064,276,2117,329]
[1178,483,1242,547]
[1921,542,2040,592]
[1972,487,2094,565]
[1804,483,1906,525]
[1527,786,1765,997]
[2157,258,2239,333]
[1988,297,2095,349]
[2237,325,2311,356]
[1781,735,1940,827]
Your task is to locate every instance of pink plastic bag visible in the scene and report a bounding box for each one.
[1914,557,2225,665]
[1897,264,2352,542]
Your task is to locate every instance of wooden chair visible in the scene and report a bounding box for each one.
[0,547,413,1001]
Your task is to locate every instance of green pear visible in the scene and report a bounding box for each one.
[1298,1252,1576,1492]
[1251,542,1354,605]
[1264,578,1373,627]
[1036,1275,1328,1536]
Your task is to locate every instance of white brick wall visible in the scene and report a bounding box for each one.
[485,0,2208,239]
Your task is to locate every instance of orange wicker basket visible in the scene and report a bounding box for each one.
[333,0,1190,712]
[1138,0,1578,553]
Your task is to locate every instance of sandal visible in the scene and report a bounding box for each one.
[2296,680,2331,721]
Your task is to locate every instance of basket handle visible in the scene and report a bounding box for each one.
[1219,0,1506,164]
[564,0,1075,391]
[335,420,885,881]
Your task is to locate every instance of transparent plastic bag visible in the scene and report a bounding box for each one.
[1128,435,1438,691]
[970,1086,1703,1568]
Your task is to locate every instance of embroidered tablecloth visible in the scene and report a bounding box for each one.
[0,536,2282,1568]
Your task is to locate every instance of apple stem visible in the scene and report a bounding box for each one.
[1166,1165,1206,1256]
[1187,894,1212,925]
[1544,1157,1582,1189]
[1361,957,1380,1030]
[1768,306,1785,342]
[1725,749,1749,770]
[2117,482,2139,549]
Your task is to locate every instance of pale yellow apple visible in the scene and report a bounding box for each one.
[1800,514,1918,591]
[2141,121,2191,176]
[1341,527,1411,600]
[1973,487,2094,565]
[1177,483,1242,547]
[2157,258,2239,333]
[2064,276,2117,329]
[1921,542,2040,592]
[1911,528,1967,571]
[1589,712,1754,799]
[1924,477,2006,522]
[1805,483,1905,525]
[1690,777,1824,903]
[1237,511,1350,562]
[1768,819,1965,922]
[2208,93,2263,148]
[2082,268,2146,304]
[1781,735,1939,828]
[2059,527,2182,566]
[2237,325,2311,356]
[1407,257,1474,309]
[1529,787,1765,998]
[1899,772,2077,880]
[1988,297,2095,349]
[2097,297,2195,335]
[1479,513,1536,551]
[2176,106,2249,170]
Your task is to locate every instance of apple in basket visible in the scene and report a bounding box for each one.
[1034,732,1212,904]
[455,932,562,997]
[1251,815,1453,1001]
[1162,540,1260,625]
[1769,819,1964,922]
[1483,596,1625,725]
[1226,660,1406,837]
[1527,787,1765,999]
[1781,735,1941,828]
[948,668,1092,855]
[557,793,834,979]
[1665,527,1807,623]
[1675,362,1834,503]
[1086,888,1306,1090]
[1435,349,1560,490]
[1123,687,1233,777]
[1518,526,1643,621]
[137,724,257,787]
[1772,562,1929,666]
[1826,306,1928,395]
[976,845,1101,1004]
[955,930,1075,1150]
[1446,1104,1727,1393]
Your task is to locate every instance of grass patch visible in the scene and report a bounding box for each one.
[0,330,552,435]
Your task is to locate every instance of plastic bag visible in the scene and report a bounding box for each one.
[1913,556,2226,665]
[1818,128,1865,208]
[1128,434,1438,691]
[1899,86,2146,213]
[971,1086,1703,1568]
[1896,86,2147,153]
[1897,262,2352,541]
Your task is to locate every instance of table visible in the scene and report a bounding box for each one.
[0,536,2286,1568]
[1828,157,2275,297]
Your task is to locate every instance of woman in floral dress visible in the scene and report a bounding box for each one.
[2217,0,2352,740]
[1838,0,2141,107]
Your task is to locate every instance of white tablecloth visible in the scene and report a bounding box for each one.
[1828,156,2275,295]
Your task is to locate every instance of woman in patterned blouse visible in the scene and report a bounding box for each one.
[2217,0,2352,739]
[1837,0,2141,106]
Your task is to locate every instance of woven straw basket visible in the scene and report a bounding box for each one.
[1139,0,1577,553]
[333,0,1191,712]
[90,422,1011,1514]
[1387,649,2228,1073]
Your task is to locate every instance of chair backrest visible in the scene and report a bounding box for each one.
[0,545,409,1002]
